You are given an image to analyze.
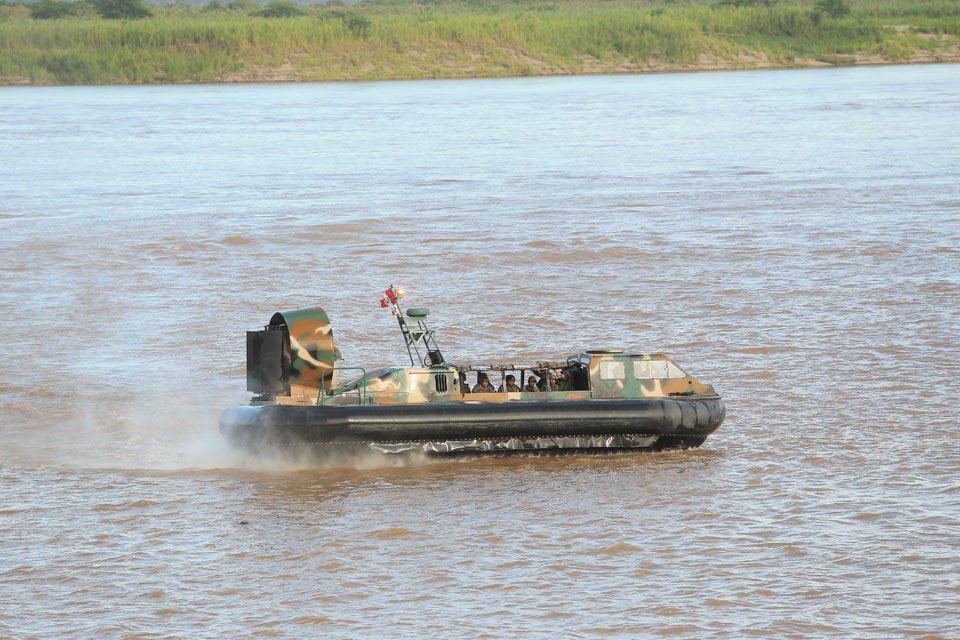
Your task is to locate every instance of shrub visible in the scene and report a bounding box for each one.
[345,14,370,36]
[814,0,851,20]
[715,0,777,7]
[256,1,306,17]
[30,0,78,19]
[92,0,152,19]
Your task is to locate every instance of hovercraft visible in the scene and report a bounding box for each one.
[219,285,725,457]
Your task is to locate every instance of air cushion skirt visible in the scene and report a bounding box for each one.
[219,397,725,455]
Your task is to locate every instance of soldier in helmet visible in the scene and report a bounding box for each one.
[547,372,559,391]
[523,376,540,393]
[498,374,520,393]
[472,372,495,393]
[552,369,572,391]
[537,370,549,391]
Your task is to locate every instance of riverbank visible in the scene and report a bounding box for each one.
[211,38,959,84]
[1,0,958,85]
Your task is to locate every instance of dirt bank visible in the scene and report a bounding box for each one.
[210,42,960,84]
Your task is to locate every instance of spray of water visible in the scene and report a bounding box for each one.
[1,394,445,473]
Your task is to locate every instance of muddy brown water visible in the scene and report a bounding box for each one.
[1,65,959,638]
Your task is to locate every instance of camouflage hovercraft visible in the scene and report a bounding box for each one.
[219,285,725,456]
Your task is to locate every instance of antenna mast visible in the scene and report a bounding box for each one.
[380,284,445,367]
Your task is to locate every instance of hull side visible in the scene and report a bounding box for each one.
[220,397,725,456]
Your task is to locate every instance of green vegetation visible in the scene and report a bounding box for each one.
[91,0,151,19]
[28,0,78,19]
[255,1,306,18]
[814,0,851,19]
[1,0,958,85]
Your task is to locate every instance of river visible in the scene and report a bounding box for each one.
[1,64,958,638]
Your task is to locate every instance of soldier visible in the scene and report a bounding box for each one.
[552,369,572,391]
[498,375,520,393]
[523,377,540,393]
[537,372,548,391]
[547,373,559,391]
[472,372,496,393]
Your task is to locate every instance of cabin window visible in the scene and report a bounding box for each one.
[634,360,687,379]
[633,360,650,379]
[599,360,625,380]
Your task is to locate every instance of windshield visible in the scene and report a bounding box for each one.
[337,367,395,390]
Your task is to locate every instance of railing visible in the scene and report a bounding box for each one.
[316,366,367,406]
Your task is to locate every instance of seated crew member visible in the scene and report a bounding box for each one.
[546,373,559,391]
[472,372,496,393]
[537,371,549,391]
[524,377,541,393]
[498,375,520,393]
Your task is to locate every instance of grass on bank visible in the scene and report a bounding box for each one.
[0,0,958,84]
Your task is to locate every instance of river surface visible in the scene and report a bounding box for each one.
[1,64,959,638]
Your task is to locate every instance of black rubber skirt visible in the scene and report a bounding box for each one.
[220,397,725,456]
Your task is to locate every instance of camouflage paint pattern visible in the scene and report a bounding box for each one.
[585,352,717,399]
[324,367,461,405]
[269,307,336,392]
[256,306,718,407]
[306,353,717,406]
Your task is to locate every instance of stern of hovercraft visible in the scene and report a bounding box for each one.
[246,307,338,403]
